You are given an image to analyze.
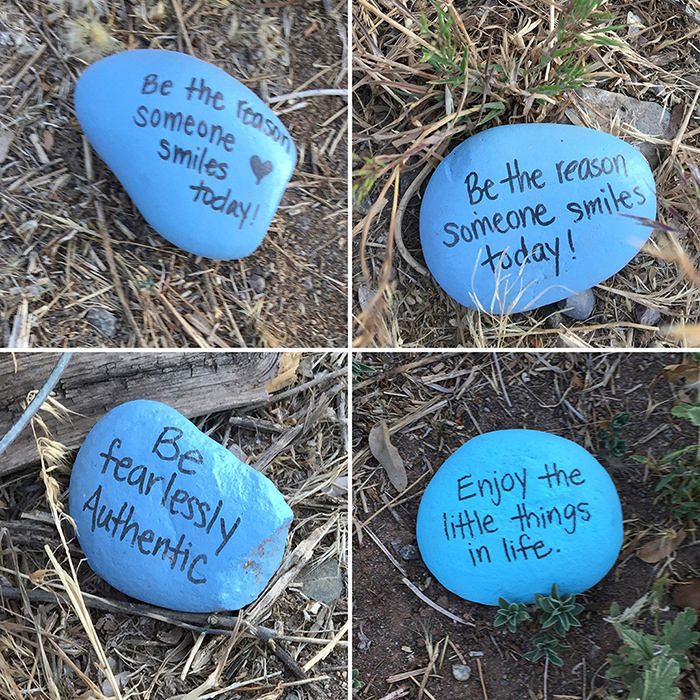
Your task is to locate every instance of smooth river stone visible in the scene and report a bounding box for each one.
[75,50,296,259]
[416,430,623,605]
[69,400,293,612]
[420,124,657,314]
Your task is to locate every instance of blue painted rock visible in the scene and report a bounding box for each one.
[75,50,296,259]
[416,430,623,605]
[420,124,656,314]
[69,400,293,612]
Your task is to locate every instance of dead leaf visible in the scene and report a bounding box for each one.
[661,363,700,385]
[673,578,700,612]
[636,529,687,563]
[42,129,54,152]
[369,421,407,492]
[0,131,14,164]
[29,569,50,585]
[266,352,301,392]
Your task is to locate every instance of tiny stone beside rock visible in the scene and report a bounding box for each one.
[452,664,471,681]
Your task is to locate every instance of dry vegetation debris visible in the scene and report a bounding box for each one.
[0,0,348,348]
[353,0,700,348]
[0,352,348,699]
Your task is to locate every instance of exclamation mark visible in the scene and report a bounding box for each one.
[251,204,260,226]
[567,229,576,260]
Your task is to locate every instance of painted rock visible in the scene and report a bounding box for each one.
[74,50,296,259]
[69,400,293,612]
[420,124,656,314]
[416,430,623,605]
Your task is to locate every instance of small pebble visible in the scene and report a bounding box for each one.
[559,288,596,320]
[452,664,471,681]
[87,306,117,337]
[249,274,266,294]
[637,305,661,326]
[400,544,419,561]
[296,216,311,232]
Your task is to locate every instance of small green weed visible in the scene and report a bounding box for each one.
[135,272,157,292]
[598,412,631,457]
[352,155,391,204]
[352,360,377,384]
[532,0,626,95]
[418,2,469,88]
[534,583,584,636]
[352,669,362,692]
[633,399,700,522]
[523,631,569,667]
[495,583,583,667]
[606,602,699,700]
[417,2,505,125]
[494,598,530,633]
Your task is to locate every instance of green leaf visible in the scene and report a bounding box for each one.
[671,403,700,426]
[628,655,681,700]
[615,625,656,662]
[660,607,699,655]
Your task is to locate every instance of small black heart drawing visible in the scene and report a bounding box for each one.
[250,155,274,185]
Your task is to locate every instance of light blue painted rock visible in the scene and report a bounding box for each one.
[420,124,656,314]
[416,430,623,605]
[75,50,296,259]
[69,400,293,612]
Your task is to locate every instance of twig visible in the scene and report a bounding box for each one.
[302,620,349,672]
[0,352,72,457]
[394,160,431,275]
[268,89,348,104]
[492,353,512,407]
[401,578,475,627]
[476,656,489,700]
[94,199,144,344]
[170,0,195,56]
[417,642,440,700]
[247,367,347,408]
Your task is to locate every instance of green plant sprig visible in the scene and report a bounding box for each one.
[494,598,531,633]
[523,631,569,667]
[534,583,584,636]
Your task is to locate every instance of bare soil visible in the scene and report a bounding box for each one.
[353,351,700,699]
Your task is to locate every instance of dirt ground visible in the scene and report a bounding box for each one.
[352,0,700,348]
[353,351,700,699]
[0,351,348,699]
[0,0,347,348]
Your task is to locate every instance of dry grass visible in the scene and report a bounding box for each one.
[0,0,348,348]
[0,351,348,699]
[352,0,700,348]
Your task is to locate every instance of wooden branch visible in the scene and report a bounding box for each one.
[0,352,281,477]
